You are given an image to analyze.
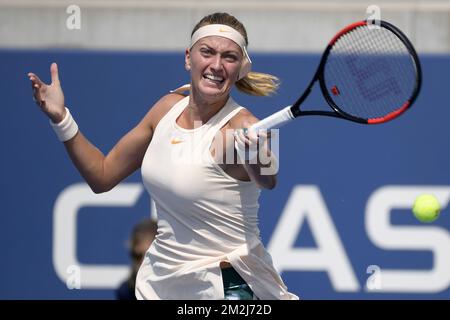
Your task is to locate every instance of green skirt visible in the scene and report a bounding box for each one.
[221,267,258,300]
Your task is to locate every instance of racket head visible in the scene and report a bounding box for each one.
[317,20,422,124]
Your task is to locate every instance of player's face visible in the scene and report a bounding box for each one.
[186,36,242,102]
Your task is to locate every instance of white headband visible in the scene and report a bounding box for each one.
[190,24,252,80]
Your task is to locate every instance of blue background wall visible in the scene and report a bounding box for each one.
[1,50,449,299]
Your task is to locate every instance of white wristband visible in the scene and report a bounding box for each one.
[49,107,79,142]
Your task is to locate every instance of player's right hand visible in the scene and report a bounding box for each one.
[28,62,66,123]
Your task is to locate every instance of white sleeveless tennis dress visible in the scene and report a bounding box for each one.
[136,96,298,300]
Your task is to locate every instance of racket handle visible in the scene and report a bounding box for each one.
[250,106,294,132]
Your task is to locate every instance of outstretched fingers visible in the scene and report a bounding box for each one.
[28,73,46,106]
[28,72,45,88]
[50,62,60,85]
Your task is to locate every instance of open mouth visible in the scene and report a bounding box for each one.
[203,74,224,84]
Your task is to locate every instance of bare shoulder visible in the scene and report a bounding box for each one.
[142,93,186,131]
[228,107,259,129]
[150,92,186,117]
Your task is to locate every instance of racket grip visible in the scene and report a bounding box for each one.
[250,106,294,132]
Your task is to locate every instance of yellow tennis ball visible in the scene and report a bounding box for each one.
[412,194,441,223]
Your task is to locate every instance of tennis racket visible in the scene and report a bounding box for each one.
[249,20,422,133]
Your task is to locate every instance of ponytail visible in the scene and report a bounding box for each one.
[235,71,280,96]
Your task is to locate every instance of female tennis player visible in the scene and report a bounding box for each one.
[28,12,298,300]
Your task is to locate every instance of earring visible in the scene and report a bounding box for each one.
[185,65,191,71]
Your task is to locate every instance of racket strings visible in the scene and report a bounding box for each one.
[324,25,417,120]
[351,28,406,115]
[337,27,410,116]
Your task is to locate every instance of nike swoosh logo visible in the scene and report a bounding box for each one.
[219,28,231,33]
[171,139,184,144]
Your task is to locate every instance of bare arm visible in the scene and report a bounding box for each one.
[230,109,278,190]
[29,63,182,193]
[62,114,152,193]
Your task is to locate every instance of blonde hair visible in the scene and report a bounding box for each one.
[192,12,280,96]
